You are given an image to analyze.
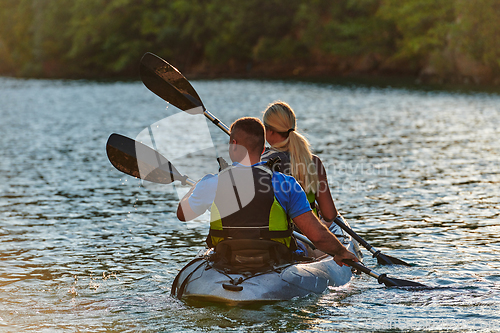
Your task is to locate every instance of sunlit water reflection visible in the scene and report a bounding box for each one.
[0,77,499,332]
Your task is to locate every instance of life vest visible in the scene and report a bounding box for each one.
[306,191,318,216]
[262,149,318,215]
[207,164,293,248]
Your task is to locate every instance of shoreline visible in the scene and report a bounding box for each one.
[3,71,500,96]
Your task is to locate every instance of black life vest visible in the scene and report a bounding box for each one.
[261,149,318,215]
[207,165,293,248]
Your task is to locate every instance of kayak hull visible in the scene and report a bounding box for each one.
[171,226,361,305]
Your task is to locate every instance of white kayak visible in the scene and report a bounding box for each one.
[171,224,362,305]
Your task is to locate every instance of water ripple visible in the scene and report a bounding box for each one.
[1,78,499,331]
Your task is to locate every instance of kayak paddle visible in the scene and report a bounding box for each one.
[106,133,195,186]
[292,231,426,288]
[140,52,230,135]
[139,52,411,266]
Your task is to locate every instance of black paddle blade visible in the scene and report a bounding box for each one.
[376,253,412,266]
[345,260,428,288]
[140,52,204,112]
[377,274,428,288]
[106,133,187,185]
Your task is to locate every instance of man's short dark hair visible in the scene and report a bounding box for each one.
[230,117,265,154]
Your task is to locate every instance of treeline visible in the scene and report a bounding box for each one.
[1,0,500,84]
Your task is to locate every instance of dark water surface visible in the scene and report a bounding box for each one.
[1,77,499,332]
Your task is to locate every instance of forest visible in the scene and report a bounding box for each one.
[1,0,500,84]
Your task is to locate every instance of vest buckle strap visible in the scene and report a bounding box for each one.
[209,227,292,239]
[259,229,292,239]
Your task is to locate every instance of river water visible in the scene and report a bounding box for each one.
[0,77,499,332]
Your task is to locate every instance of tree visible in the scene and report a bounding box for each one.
[376,0,455,71]
[453,0,500,75]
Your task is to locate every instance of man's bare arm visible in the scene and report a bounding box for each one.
[293,211,358,266]
[176,185,199,221]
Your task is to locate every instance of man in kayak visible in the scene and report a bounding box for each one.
[177,117,358,267]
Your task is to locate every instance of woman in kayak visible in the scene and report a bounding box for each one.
[262,101,342,230]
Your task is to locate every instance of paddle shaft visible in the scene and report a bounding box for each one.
[332,217,410,266]
[204,109,230,135]
[334,217,385,258]
[343,259,382,280]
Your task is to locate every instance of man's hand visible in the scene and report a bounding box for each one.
[333,248,359,267]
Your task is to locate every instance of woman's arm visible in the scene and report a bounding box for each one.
[313,155,338,223]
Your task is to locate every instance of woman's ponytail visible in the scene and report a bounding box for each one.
[263,101,319,194]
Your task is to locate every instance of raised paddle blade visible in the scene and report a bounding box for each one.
[140,52,204,112]
[106,133,188,185]
[184,106,204,115]
[140,52,231,135]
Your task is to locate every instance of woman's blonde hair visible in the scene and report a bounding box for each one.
[263,101,319,194]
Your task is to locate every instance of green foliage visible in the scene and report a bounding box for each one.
[0,0,35,74]
[201,0,302,63]
[295,0,393,56]
[453,0,500,73]
[377,0,455,62]
[65,0,150,75]
[0,0,499,80]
